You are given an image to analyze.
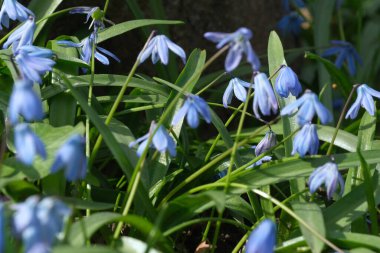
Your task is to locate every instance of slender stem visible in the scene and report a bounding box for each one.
[337,8,346,41]
[103,0,111,15]
[202,45,230,71]
[196,72,227,95]
[252,189,344,253]
[89,30,156,168]
[326,84,359,155]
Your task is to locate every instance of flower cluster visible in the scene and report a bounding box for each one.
[2,1,87,181]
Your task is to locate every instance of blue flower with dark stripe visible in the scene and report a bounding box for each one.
[3,15,35,50]
[246,219,276,253]
[204,27,260,72]
[346,84,380,119]
[0,0,33,29]
[309,162,344,199]
[223,78,251,108]
[172,94,211,128]
[322,40,362,76]
[275,66,302,98]
[252,72,278,118]
[281,90,332,126]
[8,79,44,124]
[50,135,87,182]
[255,130,277,156]
[15,45,55,83]
[14,123,46,165]
[292,123,319,157]
[129,121,176,157]
[139,35,186,65]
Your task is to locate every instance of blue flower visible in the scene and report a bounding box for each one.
[139,35,186,65]
[346,84,380,119]
[281,90,332,126]
[171,94,211,128]
[58,31,120,68]
[8,79,44,124]
[292,123,319,157]
[223,78,251,108]
[275,66,302,98]
[282,0,305,12]
[3,15,35,50]
[0,0,33,29]
[69,6,105,30]
[252,72,278,118]
[14,45,56,83]
[255,130,277,156]
[129,121,176,157]
[12,196,71,253]
[204,27,260,72]
[246,219,276,253]
[277,12,304,37]
[14,123,46,165]
[322,40,362,76]
[50,134,87,182]
[308,162,344,199]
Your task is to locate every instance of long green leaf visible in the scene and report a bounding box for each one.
[28,0,62,38]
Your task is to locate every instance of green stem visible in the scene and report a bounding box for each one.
[337,8,346,41]
[326,84,359,155]
[202,45,230,71]
[196,72,227,95]
[89,30,156,168]
[103,0,111,15]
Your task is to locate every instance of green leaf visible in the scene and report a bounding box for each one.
[0,123,85,188]
[53,245,119,253]
[4,180,40,201]
[317,125,358,152]
[28,0,62,38]
[292,202,325,253]
[60,197,114,210]
[117,237,161,253]
[97,19,183,43]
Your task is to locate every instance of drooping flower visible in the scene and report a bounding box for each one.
[171,94,211,128]
[277,12,305,37]
[0,0,33,29]
[281,90,332,126]
[255,130,277,156]
[308,162,344,199]
[292,123,319,157]
[14,45,56,83]
[129,121,176,157]
[252,72,278,118]
[50,134,87,182]
[346,84,380,119]
[57,31,120,69]
[223,78,251,108]
[8,79,44,124]
[204,27,260,72]
[14,123,46,165]
[245,219,276,253]
[275,66,302,98]
[139,34,186,65]
[322,40,362,76]
[69,6,105,30]
[12,196,71,253]
[3,15,35,50]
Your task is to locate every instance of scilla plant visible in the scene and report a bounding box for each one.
[0,0,379,253]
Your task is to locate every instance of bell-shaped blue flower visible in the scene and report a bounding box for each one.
[0,0,33,29]
[8,79,44,125]
[139,34,186,65]
[275,66,302,98]
[12,196,71,253]
[252,72,278,118]
[322,40,362,76]
[281,90,332,126]
[14,45,55,83]
[245,219,276,253]
[129,121,176,157]
[14,123,46,165]
[292,123,319,157]
[50,134,87,182]
[308,162,344,199]
[346,84,380,119]
[3,15,35,50]
[255,130,277,156]
[172,94,211,128]
[223,78,251,108]
[58,31,120,69]
[204,27,261,72]
[277,12,304,37]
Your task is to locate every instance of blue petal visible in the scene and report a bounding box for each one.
[153,126,169,153]
[186,105,199,128]
[225,44,243,72]
[171,100,190,126]
[223,82,234,108]
[156,36,169,65]
[166,37,186,63]
[233,80,247,103]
